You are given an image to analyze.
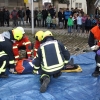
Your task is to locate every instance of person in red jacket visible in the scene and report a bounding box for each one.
[12,27,32,63]
[33,31,44,57]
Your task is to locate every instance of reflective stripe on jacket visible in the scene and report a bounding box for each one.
[12,35,32,60]
[40,40,66,73]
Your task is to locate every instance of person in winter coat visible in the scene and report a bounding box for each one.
[18,6,25,26]
[26,7,31,24]
[42,8,48,27]
[46,13,52,29]
[11,7,18,27]
[85,16,92,33]
[64,8,72,28]
[37,10,42,27]
[67,15,74,33]
[4,8,10,27]
[58,8,64,29]
[0,8,4,26]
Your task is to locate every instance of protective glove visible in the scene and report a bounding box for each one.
[9,68,15,73]
[91,45,99,50]
[33,70,39,74]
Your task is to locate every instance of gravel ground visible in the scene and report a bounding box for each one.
[0,27,90,56]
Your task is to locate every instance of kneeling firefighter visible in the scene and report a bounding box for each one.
[0,29,20,77]
[33,30,70,93]
[33,31,44,57]
[12,27,32,63]
[88,17,100,77]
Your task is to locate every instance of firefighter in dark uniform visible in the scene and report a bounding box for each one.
[0,34,15,78]
[88,17,100,77]
[33,31,70,93]
[0,28,23,73]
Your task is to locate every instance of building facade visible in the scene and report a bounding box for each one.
[0,0,87,13]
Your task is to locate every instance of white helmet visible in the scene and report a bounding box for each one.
[16,27,25,34]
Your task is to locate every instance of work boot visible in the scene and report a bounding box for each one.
[92,71,100,77]
[40,77,50,93]
[92,67,100,77]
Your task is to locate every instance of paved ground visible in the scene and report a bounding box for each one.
[0,24,90,56]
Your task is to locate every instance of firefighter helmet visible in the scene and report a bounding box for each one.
[35,31,44,41]
[16,27,25,34]
[42,30,53,40]
[12,28,23,41]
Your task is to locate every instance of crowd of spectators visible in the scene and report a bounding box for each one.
[0,5,99,33]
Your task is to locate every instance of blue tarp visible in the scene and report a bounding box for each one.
[0,52,100,100]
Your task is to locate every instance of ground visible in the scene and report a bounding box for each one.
[0,26,90,56]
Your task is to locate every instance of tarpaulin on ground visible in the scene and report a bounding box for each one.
[0,52,100,100]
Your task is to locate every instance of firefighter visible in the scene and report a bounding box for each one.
[88,17,100,77]
[33,31,44,57]
[32,30,70,93]
[0,30,18,77]
[12,27,32,63]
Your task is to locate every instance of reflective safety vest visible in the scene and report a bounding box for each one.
[12,35,32,61]
[91,25,100,46]
[40,40,65,73]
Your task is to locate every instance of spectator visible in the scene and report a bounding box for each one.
[4,8,10,27]
[18,6,25,26]
[64,8,72,29]
[67,15,73,33]
[37,10,42,27]
[52,16,56,29]
[77,13,82,33]
[42,7,48,27]
[11,7,18,27]
[26,7,31,24]
[0,8,4,26]
[82,14,87,33]
[48,5,56,18]
[72,13,77,33]
[34,8,38,27]
[91,16,97,29]
[58,8,64,29]
[85,16,92,33]
[46,13,52,29]
[95,7,100,18]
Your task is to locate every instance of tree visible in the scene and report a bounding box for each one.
[86,0,96,15]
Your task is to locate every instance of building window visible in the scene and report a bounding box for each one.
[75,3,78,8]
[75,3,82,8]
[79,3,82,8]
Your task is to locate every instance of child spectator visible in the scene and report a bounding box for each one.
[82,14,87,33]
[91,16,97,29]
[67,15,73,33]
[85,16,92,33]
[52,16,56,29]
[46,13,52,29]
[72,13,77,33]
[77,13,82,33]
